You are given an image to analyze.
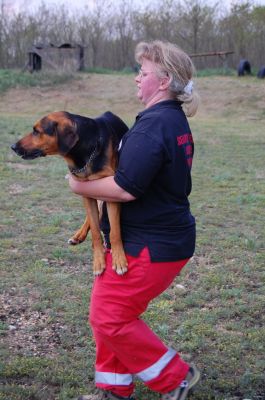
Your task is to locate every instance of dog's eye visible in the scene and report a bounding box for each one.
[32,129,39,136]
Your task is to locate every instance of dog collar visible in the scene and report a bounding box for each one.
[68,161,90,177]
[68,134,102,177]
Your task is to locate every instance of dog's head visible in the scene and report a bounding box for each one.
[11,111,78,159]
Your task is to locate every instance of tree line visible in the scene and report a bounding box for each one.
[0,0,264,71]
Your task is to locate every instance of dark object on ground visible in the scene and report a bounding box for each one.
[257,66,265,78]
[238,59,251,76]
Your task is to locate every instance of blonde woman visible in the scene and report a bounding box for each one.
[70,40,200,400]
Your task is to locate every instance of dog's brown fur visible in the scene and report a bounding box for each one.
[11,111,129,275]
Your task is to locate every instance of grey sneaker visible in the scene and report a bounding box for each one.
[77,390,135,400]
[161,364,200,400]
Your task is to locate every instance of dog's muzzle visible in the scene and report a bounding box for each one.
[11,143,45,159]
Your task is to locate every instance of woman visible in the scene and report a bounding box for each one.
[70,40,200,400]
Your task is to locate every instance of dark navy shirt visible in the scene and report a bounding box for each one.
[102,100,196,262]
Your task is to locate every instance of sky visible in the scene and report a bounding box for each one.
[3,0,265,14]
[2,0,92,13]
[2,0,265,14]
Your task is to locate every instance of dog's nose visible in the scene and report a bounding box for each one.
[11,143,17,152]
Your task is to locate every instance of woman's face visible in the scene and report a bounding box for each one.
[135,58,169,108]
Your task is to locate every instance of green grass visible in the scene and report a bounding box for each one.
[0,69,76,93]
[83,66,136,75]
[1,75,265,399]
[196,67,236,77]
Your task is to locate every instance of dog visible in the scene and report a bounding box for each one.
[11,111,129,276]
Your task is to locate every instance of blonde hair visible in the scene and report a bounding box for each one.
[135,40,199,117]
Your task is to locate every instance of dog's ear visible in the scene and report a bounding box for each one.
[41,118,58,136]
[56,120,79,155]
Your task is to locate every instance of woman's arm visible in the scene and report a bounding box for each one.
[68,175,136,202]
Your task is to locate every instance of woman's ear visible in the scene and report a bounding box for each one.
[159,75,171,91]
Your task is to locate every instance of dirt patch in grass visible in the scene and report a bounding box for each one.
[1,289,64,358]
[196,75,265,121]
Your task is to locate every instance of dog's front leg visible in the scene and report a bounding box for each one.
[106,202,128,275]
[84,197,106,275]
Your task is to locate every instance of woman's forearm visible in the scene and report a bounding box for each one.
[68,175,136,202]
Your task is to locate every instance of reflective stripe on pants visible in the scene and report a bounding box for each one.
[95,371,133,386]
[95,348,176,384]
[136,348,177,382]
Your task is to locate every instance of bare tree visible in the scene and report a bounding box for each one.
[0,0,9,67]
[112,0,136,69]
[180,0,217,54]
[78,0,111,68]
[250,6,265,65]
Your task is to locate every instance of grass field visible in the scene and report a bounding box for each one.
[0,72,264,400]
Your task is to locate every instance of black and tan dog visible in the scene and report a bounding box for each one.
[11,111,129,276]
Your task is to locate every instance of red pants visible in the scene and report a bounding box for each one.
[90,247,190,397]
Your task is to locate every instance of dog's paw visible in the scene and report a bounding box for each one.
[93,257,106,276]
[68,237,82,245]
[93,269,105,276]
[68,225,89,245]
[113,265,128,275]
[112,253,128,275]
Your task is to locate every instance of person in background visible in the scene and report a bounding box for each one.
[69,40,200,400]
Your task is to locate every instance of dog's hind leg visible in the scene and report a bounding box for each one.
[106,202,128,275]
[68,198,91,245]
[68,216,90,245]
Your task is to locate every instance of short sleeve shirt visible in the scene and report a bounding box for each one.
[102,100,196,262]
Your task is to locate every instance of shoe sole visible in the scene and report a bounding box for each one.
[178,365,200,400]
